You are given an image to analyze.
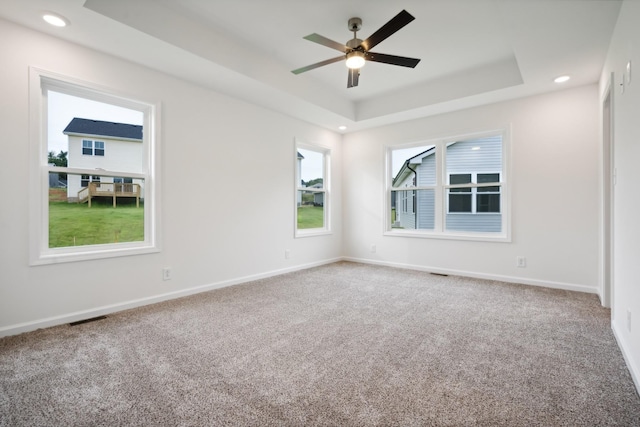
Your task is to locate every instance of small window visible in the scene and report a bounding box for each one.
[82,140,93,155]
[94,141,105,156]
[295,141,330,237]
[447,172,501,214]
[80,175,101,188]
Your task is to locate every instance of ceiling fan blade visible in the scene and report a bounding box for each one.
[366,52,421,68]
[347,68,360,88]
[291,56,345,74]
[303,33,350,53]
[360,10,415,51]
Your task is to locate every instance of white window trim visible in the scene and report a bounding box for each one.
[385,129,511,242]
[29,67,162,265]
[294,139,331,238]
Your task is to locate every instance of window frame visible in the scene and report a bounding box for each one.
[385,129,510,242]
[29,68,162,265]
[294,139,331,238]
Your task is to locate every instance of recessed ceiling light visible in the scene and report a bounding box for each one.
[338,125,347,131]
[554,75,570,83]
[471,146,481,151]
[42,12,69,27]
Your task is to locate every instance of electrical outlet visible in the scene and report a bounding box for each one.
[285,249,291,259]
[370,244,376,253]
[627,309,632,332]
[516,256,526,268]
[162,268,171,281]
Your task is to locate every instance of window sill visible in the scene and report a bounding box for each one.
[30,243,160,266]
[295,229,332,239]
[384,229,511,243]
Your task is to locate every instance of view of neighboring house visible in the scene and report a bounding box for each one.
[393,135,502,232]
[309,182,324,206]
[296,150,324,207]
[63,118,144,203]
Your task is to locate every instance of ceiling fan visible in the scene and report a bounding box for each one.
[291,10,421,88]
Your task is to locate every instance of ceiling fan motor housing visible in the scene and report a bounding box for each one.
[347,38,363,50]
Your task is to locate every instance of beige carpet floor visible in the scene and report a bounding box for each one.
[1,261,639,426]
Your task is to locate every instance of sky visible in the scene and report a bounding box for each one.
[298,147,324,182]
[391,144,433,177]
[48,91,143,154]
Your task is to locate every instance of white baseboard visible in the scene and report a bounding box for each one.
[0,256,599,338]
[0,257,342,338]
[612,322,640,396]
[342,257,598,294]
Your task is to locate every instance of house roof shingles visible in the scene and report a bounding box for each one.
[63,117,142,140]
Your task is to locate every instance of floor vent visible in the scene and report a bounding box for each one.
[70,315,107,326]
[430,272,449,277]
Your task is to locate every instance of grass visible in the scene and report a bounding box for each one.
[297,205,324,229]
[49,200,144,248]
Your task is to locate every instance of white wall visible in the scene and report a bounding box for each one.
[343,85,600,293]
[599,0,640,391]
[0,19,342,334]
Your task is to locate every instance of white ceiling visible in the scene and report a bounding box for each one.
[0,0,622,133]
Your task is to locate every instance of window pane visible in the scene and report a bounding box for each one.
[391,189,435,230]
[477,194,500,213]
[450,173,471,185]
[391,144,436,187]
[48,90,144,169]
[297,148,324,188]
[449,173,472,193]
[297,190,324,229]
[449,193,472,212]
[477,173,499,192]
[478,173,499,184]
[49,172,144,248]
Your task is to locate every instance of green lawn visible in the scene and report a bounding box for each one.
[297,205,324,229]
[49,200,144,248]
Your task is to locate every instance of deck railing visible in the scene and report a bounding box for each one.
[77,182,141,207]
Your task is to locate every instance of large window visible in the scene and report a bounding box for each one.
[29,69,160,264]
[295,141,330,237]
[387,132,509,241]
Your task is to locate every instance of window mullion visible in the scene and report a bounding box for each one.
[434,142,444,232]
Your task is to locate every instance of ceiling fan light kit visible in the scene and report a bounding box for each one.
[346,51,365,69]
[292,10,421,88]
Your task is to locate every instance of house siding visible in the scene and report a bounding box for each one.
[66,135,144,201]
[415,155,436,229]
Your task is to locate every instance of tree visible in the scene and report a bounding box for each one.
[47,150,68,167]
[303,178,323,187]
